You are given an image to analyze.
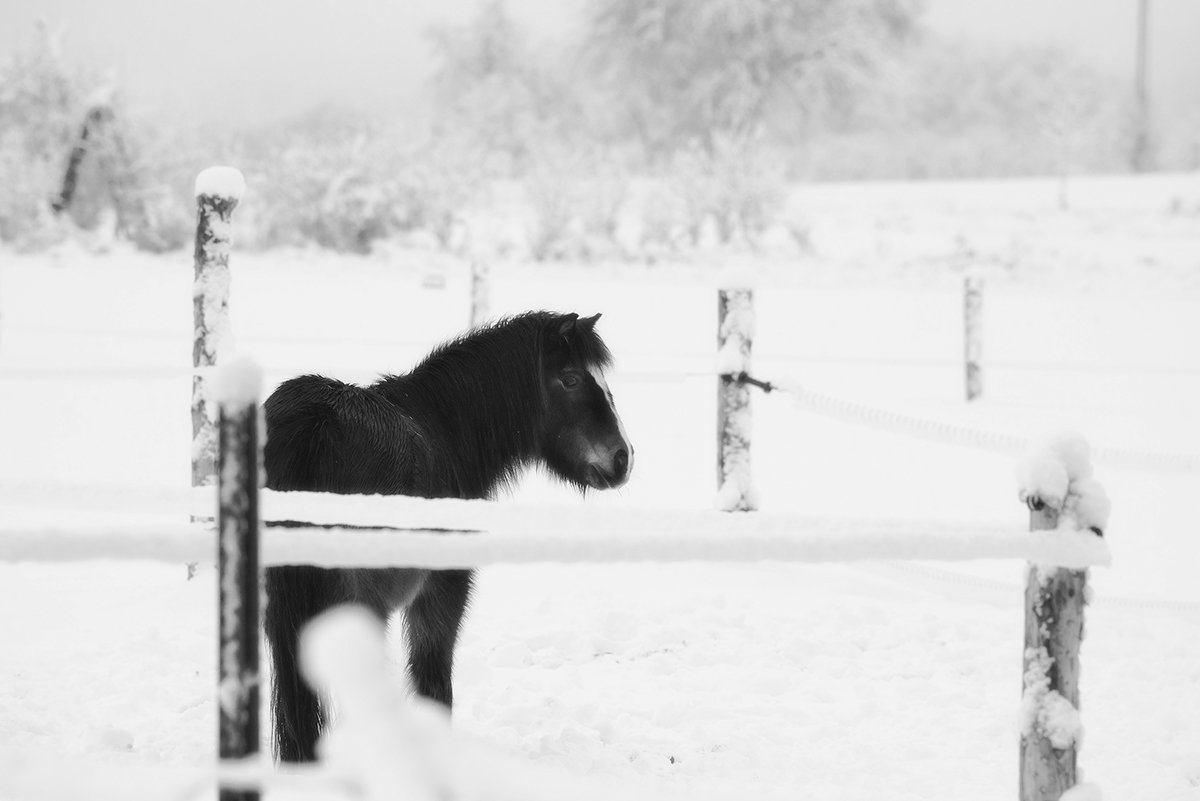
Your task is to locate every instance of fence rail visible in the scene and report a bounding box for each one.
[0,507,1111,571]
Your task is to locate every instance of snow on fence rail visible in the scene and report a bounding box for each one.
[0,504,1112,570]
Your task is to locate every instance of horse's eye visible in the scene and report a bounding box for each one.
[561,372,581,389]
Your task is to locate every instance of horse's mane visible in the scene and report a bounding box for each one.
[369,311,611,497]
[425,311,611,370]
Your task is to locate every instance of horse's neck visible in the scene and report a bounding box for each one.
[376,362,540,495]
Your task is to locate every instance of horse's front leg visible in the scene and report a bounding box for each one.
[403,569,474,707]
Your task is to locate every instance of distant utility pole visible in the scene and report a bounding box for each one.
[1132,0,1152,171]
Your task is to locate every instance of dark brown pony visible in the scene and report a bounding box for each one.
[263,311,632,762]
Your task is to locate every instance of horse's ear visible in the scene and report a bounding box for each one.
[556,313,580,339]
[578,313,601,334]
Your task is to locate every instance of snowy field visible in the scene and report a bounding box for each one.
[1,174,1199,800]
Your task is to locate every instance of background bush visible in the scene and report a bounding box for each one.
[1,2,1191,257]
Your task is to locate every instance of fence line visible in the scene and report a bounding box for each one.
[3,187,1137,800]
[751,377,1200,475]
[0,514,1112,570]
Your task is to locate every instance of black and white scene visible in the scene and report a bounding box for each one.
[1,0,1198,799]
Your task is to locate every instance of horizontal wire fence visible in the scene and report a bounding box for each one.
[4,364,1197,475]
[759,377,1200,475]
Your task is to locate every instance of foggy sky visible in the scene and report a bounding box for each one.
[1,0,1196,128]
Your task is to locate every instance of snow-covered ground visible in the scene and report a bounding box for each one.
[1,174,1199,800]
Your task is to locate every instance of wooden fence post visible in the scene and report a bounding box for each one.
[964,273,983,402]
[1020,500,1086,801]
[716,284,757,511]
[216,358,263,801]
[470,258,490,327]
[193,167,244,487]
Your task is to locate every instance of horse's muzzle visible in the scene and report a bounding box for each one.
[587,447,631,489]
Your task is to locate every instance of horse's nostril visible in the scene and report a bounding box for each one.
[613,448,629,477]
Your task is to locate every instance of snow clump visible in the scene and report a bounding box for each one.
[1061,782,1104,801]
[301,605,454,801]
[90,725,134,751]
[1016,431,1110,534]
[715,338,748,375]
[1021,646,1082,750]
[212,356,263,413]
[194,166,246,201]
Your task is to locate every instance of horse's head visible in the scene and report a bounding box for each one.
[540,313,633,491]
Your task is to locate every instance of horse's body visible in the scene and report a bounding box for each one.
[263,311,631,762]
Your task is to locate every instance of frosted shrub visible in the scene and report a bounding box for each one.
[667,136,786,249]
[245,108,379,252]
[251,112,487,254]
[108,119,212,253]
[635,181,690,260]
[795,42,1138,180]
[576,158,631,261]
[521,142,581,262]
[0,24,78,250]
[0,133,65,250]
[522,143,632,263]
[130,181,194,253]
[254,135,397,253]
[524,153,580,262]
[397,132,488,251]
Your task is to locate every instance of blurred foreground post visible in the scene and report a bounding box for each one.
[1020,501,1085,801]
[964,273,983,402]
[216,359,262,801]
[193,167,244,486]
[716,283,756,511]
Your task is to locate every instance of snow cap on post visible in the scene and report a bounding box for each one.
[195,166,246,201]
[213,356,263,414]
[1016,431,1111,535]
